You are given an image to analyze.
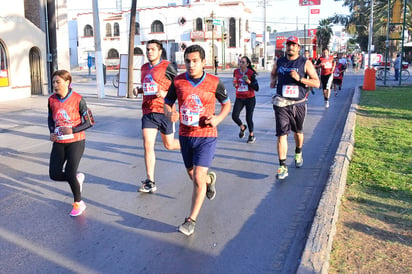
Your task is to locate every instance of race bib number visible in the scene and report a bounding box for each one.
[180,94,204,127]
[142,74,158,95]
[181,111,200,127]
[143,82,158,96]
[238,81,248,92]
[282,85,299,98]
[324,61,332,69]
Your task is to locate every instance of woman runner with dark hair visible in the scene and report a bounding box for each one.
[48,69,94,216]
[232,56,259,143]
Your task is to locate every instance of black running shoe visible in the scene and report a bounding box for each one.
[239,125,247,139]
[138,179,157,193]
[247,135,256,144]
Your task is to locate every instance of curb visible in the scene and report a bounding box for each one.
[297,86,360,273]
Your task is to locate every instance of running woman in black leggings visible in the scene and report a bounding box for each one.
[48,70,94,216]
[232,56,259,143]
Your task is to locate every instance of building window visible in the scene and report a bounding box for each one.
[107,48,119,58]
[84,24,93,37]
[106,23,112,37]
[151,20,164,33]
[134,47,143,55]
[229,17,236,47]
[196,18,203,31]
[113,23,120,36]
[135,22,140,35]
[0,41,9,87]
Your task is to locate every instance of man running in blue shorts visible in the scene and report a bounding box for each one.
[164,45,231,236]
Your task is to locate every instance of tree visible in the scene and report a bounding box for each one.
[329,0,412,54]
[316,19,334,50]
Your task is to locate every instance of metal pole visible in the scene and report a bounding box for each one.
[384,0,390,86]
[92,0,105,98]
[399,0,406,85]
[127,0,137,98]
[263,0,267,70]
[367,0,374,69]
[307,5,310,51]
[212,11,214,71]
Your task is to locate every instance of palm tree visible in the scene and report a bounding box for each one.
[316,19,334,50]
[329,0,412,53]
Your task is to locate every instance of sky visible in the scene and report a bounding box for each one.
[68,0,351,33]
[247,0,350,32]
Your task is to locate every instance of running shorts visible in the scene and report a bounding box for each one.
[321,74,333,90]
[273,103,307,136]
[142,113,175,135]
[179,136,217,168]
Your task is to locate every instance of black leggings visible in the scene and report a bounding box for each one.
[232,97,256,133]
[49,140,85,202]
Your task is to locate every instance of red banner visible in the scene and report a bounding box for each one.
[276,36,286,49]
[299,0,321,6]
[311,9,320,14]
[308,29,317,37]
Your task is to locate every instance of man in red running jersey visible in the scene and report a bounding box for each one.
[316,48,336,108]
[164,45,231,236]
[138,39,180,193]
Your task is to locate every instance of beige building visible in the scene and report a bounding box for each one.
[0,0,70,102]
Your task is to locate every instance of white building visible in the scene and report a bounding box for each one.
[1,0,71,102]
[71,0,254,70]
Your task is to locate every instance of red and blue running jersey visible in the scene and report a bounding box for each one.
[233,68,256,99]
[48,90,85,143]
[140,60,176,115]
[165,72,230,138]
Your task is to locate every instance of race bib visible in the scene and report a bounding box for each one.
[142,74,158,96]
[324,61,332,69]
[54,126,74,140]
[238,81,248,92]
[180,94,203,127]
[180,110,200,126]
[282,85,299,98]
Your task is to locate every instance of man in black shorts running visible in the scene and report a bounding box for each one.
[270,36,320,179]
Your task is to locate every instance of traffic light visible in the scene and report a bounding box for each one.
[223,32,227,40]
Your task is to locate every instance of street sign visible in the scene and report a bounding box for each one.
[213,19,220,25]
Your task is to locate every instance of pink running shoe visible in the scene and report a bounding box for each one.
[76,173,85,192]
[70,200,86,216]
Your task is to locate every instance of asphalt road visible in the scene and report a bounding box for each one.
[0,70,364,273]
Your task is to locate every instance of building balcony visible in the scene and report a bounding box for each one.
[190,30,222,40]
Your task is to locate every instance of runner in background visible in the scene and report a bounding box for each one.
[138,39,180,193]
[316,48,335,108]
[232,55,259,144]
[333,58,344,96]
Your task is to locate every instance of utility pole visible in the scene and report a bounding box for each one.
[127,0,137,98]
[92,0,105,98]
[258,0,270,70]
[211,11,215,69]
[367,0,374,70]
[263,0,267,70]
